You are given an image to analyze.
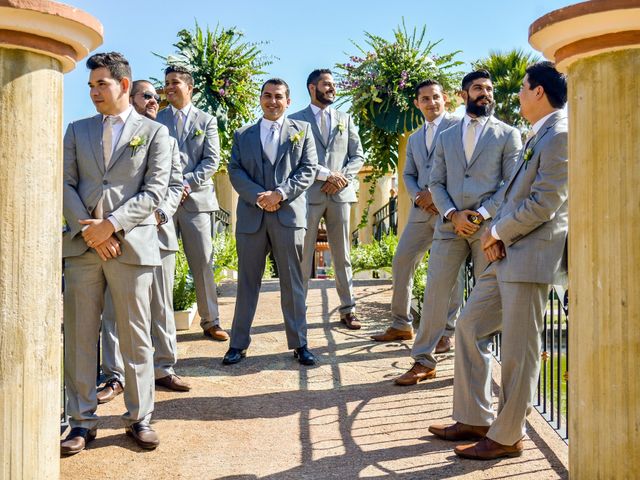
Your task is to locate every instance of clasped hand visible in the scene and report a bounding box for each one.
[257,190,283,212]
[79,218,121,261]
[415,190,438,215]
[320,172,348,195]
[451,210,482,237]
[480,228,506,263]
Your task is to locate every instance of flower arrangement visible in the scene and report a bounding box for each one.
[337,121,346,134]
[193,128,204,138]
[289,130,304,147]
[129,135,146,154]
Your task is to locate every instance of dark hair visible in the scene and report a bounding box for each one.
[86,52,131,83]
[130,79,153,97]
[414,79,443,99]
[306,69,333,89]
[164,65,194,86]
[461,70,492,91]
[525,61,567,109]
[261,78,290,98]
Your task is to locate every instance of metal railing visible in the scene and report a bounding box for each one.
[351,229,360,247]
[212,207,231,234]
[372,196,398,241]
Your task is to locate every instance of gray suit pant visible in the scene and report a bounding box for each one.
[102,250,178,381]
[452,262,548,445]
[231,213,307,350]
[302,199,355,315]
[390,220,464,332]
[63,251,154,429]
[412,235,487,368]
[175,206,220,330]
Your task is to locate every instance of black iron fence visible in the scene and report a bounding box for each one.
[372,196,398,241]
[212,207,231,234]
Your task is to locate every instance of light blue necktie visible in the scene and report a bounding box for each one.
[265,122,280,163]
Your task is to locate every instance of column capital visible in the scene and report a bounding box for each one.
[0,0,102,72]
[529,0,640,72]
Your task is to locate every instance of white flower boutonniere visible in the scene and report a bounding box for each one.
[289,130,304,147]
[129,135,146,154]
[337,121,346,134]
[523,148,534,168]
[193,129,204,138]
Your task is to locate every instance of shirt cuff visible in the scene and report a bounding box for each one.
[107,215,123,232]
[276,187,287,201]
[491,225,501,240]
[316,166,331,181]
[444,207,456,221]
[477,206,491,220]
[182,179,192,191]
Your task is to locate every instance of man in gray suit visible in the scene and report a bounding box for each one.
[395,70,521,385]
[430,62,568,460]
[99,80,190,404]
[157,65,228,341]
[289,69,364,329]
[371,80,463,342]
[61,53,170,454]
[223,78,318,366]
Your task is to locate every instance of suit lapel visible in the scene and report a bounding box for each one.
[107,111,143,171]
[467,116,495,168]
[275,118,293,166]
[303,106,326,149]
[180,106,198,147]
[161,108,178,139]
[326,108,339,148]
[451,121,467,168]
[88,115,105,174]
[415,125,429,162]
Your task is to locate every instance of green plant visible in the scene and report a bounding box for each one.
[173,240,197,311]
[212,230,238,283]
[351,234,398,275]
[411,252,430,308]
[157,22,274,168]
[336,20,463,226]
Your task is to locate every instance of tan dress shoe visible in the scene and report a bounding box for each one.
[394,362,436,385]
[454,437,524,460]
[204,325,229,341]
[340,313,362,330]
[435,335,453,354]
[371,327,413,342]
[155,374,191,392]
[60,427,97,456]
[126,422,160,450]
[428,422,490,441]
[97,379,123,404]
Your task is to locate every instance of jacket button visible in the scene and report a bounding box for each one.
[464,174,470,178]
[103,180,108,185]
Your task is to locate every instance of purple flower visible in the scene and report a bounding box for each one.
[398,81,406,89]
[218,88,226,96]
[401,70,408,79]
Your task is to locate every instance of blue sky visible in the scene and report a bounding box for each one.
[63,0,570,125]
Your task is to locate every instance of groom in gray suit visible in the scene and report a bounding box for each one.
[371,79,463,342]
[395,70,521,385]
[61,53,170,454]
[289,69,364,329]
[223,78,318,366]
[157,65,228,342]
[430,61,568,460]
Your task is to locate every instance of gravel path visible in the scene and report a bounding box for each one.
[61,279,568,479]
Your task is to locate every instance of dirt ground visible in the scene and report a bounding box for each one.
[61,279,568,479]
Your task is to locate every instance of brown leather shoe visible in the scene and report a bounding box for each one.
[371,327,413,342]
[97,379,123,404]
[394,362,436,385]
[126,421,160,450]
[340,313,362,330]
[428,422,490,441]
[204,325,229,341]
[435,335,453,354]
[60,427,97,456]
[155,374,191,392]
[454,437,524,460]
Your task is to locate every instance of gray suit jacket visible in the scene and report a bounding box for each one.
[493,111,568,285]
[63,110,171,266]
[156,105,220,212]
[228,117,318,234]
[404,114,460,223]
[288,106,363,203]
[429,115,522,240]
[157,137,183,252]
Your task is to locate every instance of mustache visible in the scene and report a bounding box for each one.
[474,95,491,103]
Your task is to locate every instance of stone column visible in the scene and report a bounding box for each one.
[352,169,393,245]
[0,2,102,478]
[529,2,640,477]
[395,132,410,236]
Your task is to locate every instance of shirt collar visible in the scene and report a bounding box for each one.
[170,103,192,117]
[425,112,446,127]
[464,113,490,128]
[261,115,286,130]
[103,105,133,124]
[531,110,558,135]
[309,103,330,117]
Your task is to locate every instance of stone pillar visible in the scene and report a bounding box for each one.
[529,2,640,477]
[395,132,411,236]
[214,171,238,233]
[352,169,393,245]
[0,2,102,478]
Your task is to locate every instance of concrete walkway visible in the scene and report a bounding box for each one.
[61,279,568,479]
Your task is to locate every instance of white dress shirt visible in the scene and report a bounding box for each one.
[309,103,332,181]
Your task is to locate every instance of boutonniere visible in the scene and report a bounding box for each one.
[337,121,345,134]
[193,129,204,138]
[523,148,534,168]
[129,135,146,154]
[289,130,304,147]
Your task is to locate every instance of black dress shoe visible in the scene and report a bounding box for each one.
[125,421,159,450]
[222,347,247,365]
[60,427,97,456]
[294,345,317,366]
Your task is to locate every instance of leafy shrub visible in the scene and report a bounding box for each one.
[173,240,197,311]
[351,234,398,275]
[212,230,238,283]
[411,253,430,308]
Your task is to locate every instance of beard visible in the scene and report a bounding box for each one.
[466,95,495,117]
[315,90,335,106]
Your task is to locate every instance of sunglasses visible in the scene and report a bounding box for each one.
[141,92,160,102]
